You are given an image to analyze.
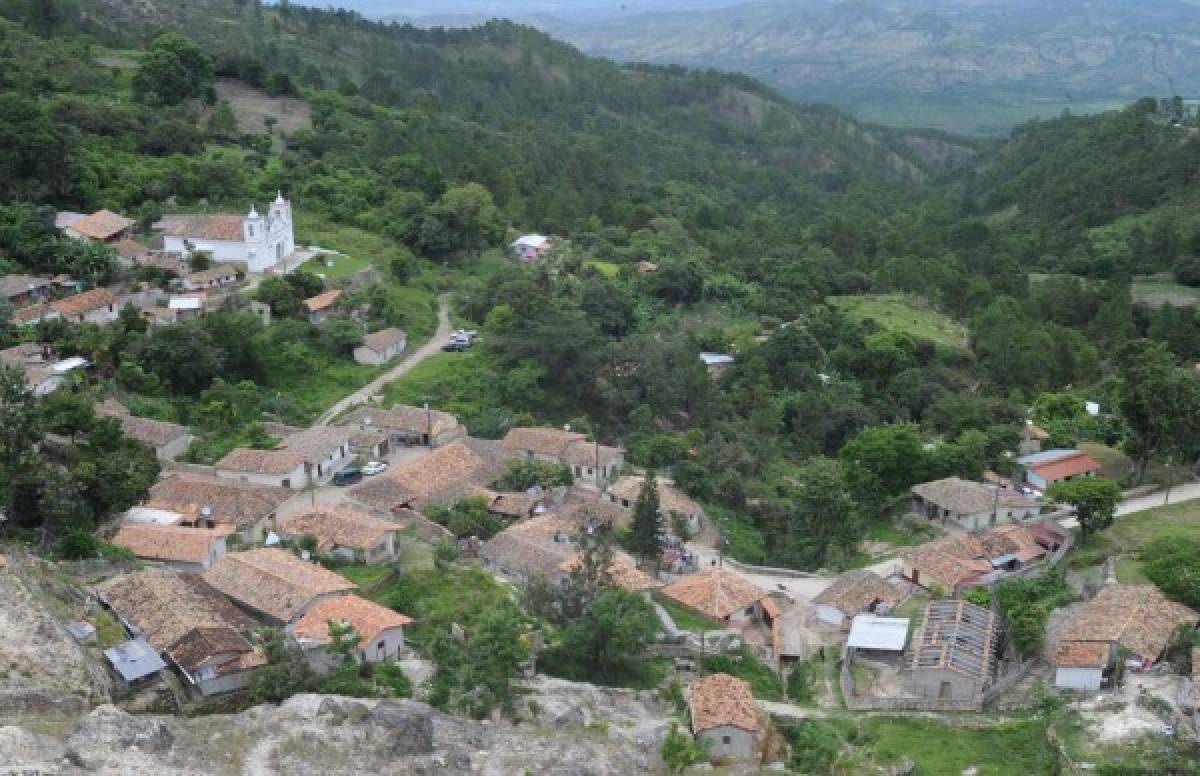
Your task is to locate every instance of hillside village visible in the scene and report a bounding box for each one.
[6,1,1200,773]
[5,261,1200,771]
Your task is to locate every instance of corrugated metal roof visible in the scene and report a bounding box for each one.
[104,638,167,682]
[847,614,909,651]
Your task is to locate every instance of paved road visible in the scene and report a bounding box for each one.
[314,297,452,426]
[1116,482,1200,516]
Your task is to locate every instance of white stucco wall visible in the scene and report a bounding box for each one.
[697,725,755,761]
[1054,666,1103,691]
[216,462,308,490]
[358,625,406,664]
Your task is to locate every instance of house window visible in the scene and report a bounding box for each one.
[282,478,290,488]
[745,606,754,615]
[377,640,385,649]
[721,735,731,745]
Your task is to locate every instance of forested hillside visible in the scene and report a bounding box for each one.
[3,0,1200,576]
[31,0,971,248]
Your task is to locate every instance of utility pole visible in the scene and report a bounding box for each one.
[425,399,433,448]
[1164,459,1174,506]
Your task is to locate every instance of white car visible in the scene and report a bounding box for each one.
[362,461,388,476]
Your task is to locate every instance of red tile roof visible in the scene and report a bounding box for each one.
[51,288,115,317]
[164,215,246,241]
[690,673,759,734]
[1030,453,1101,483]
[68,210,133,240]
[292,594,413,649]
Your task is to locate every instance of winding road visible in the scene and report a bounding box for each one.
[314,297,452,427]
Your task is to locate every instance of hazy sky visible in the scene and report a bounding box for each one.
[291,0,751,19]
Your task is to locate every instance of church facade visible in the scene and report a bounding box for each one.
[161,193,296,273]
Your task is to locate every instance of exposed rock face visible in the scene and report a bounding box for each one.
[0,680,676,775]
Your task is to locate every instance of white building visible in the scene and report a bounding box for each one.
[160,193,295,273]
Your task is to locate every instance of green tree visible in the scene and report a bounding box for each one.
[24,0,62,36]
[661,722,710,773]
[132,33,216,106]
[1117,340,1200,482]
[1046,477,1121,544]
[544,589,659,686]
[840,424,927,515]
[779,457,862,570]
[1140,535,1200,609]
[628,473,664,567]
[416,183,503,260]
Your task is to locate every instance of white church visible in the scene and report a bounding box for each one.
[160,193,296,273]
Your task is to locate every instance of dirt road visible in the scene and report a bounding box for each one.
[314,297,451,426]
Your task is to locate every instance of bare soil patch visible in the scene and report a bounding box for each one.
[214,79,312,140]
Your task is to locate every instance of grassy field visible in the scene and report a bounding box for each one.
[855,717,1059,774]
[338,564,394,589]
[379,350,497,417]
[1077,442,1134,482]
[1132,274,1200,308]
[1071,499,1200,581]
[293,212,385,280]
[583,259,619,278]
[655,596,717,633]
[828,294,968,350]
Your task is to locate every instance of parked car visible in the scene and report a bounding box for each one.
[441,340,467,352]
[362,460,388,476]
[332,468,363,486]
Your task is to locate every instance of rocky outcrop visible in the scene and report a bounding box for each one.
[0,680,676,775]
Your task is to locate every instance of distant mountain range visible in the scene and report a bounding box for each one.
[534,0,1200,133]
[359,0,1200,134]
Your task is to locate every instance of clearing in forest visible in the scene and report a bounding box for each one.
[828,294,968,350]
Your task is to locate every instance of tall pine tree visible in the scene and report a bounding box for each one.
[628,472,664,569]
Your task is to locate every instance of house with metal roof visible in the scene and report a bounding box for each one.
[847,614,910,655]
[104,638,167,684]
[1017,449,1101,493]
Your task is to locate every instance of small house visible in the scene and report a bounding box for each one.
[104,638,167,685]
[202,548,356,624]
[339,404,467,448]
[181,264,240,291]
[276,507,398,564]
[215,448,308,489]
[354,327,407,365]
[290,595,413,671]
[607,475,703,537]
[846,614,910,660]
[1017,449,1101,493]
[1057,584,1199,676]
[63,209,134,244]
[700,352,735,377]
[1053,641,1108,692]
[910,477,1040,533]
[147,474,292,543]
[51,288,118,324]
[0,274,56,308]
[510,234,553,262]
[110,524,230,573]
[811,570,905,628]
[302,289,342,324]
[95,399,192,460]
[660,569,768,626]
[689,673,760,762]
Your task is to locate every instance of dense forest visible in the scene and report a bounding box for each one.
[3,0,1200,573]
